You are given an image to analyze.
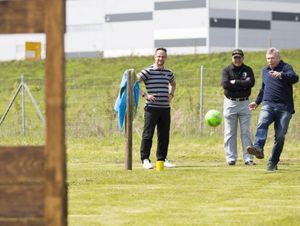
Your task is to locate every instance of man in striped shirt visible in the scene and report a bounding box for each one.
[138,47,176,169]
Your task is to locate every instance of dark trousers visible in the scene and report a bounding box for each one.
[140,106,170,162]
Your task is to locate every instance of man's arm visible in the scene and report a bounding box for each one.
[249,82,264,111]
[138,79,147,98]
[169,81,176,101]
[255,82,265,106]
[235,67,255,88]
[281,64,299,84]
[221,67,234,89]
[138,77,156,102]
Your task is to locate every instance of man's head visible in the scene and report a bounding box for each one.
[266,47,280,69]
[231,49,244,66]
[154,47,167,68]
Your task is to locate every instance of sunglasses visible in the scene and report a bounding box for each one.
[233,56,242,59]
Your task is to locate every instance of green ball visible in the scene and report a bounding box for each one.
[205,110,222,127]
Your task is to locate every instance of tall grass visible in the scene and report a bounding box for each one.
[1,49,300,141]
[1,50,300,225]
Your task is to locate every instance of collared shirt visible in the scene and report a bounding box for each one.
[221,63,255,99]
[138,64,175,108]
[255,60,299,114]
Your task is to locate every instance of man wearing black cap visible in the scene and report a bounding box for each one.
[221,49,255,166]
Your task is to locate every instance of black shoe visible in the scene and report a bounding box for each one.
[247,146,264,159]
[245,160,256,166]
[228,161,236,166]
[267,162,278,171]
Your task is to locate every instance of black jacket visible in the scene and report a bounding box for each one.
[221,63,255,98]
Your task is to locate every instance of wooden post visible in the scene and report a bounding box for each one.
[45,1,67,226]
[125,69,134,170]
[0,1,67,225]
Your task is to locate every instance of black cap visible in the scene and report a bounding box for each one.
[232,49,244,57]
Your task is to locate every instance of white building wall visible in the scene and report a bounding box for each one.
[0,34,46,61]
[65,0,105,54]
[103,0,154,57]
[154,7,209,55]
[209,0,300,52]
[0,0,299,61]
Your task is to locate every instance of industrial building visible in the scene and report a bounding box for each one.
[0,0,299,60]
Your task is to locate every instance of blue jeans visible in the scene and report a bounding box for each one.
[254,105,292,165]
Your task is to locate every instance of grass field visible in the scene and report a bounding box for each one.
[67,135,300,226]
[1,50,300,225]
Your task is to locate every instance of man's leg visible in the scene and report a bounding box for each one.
[247,105,275,159]
[269,110,292,165]
[156,108,170,161]
[253,105,275,150]
[239,101,254,163]
[140,107,158,161]
[223,98,238,164]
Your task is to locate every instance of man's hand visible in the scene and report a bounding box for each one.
[146,94,156,102]
[269,70,282,79]
[248,102,257,111]
[168,94,174,103]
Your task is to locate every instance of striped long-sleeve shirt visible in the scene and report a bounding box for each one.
[138,65,175,108]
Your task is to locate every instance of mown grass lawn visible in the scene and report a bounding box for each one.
[67,135,300,226]
[1,49,300,225]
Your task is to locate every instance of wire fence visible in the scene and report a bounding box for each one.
[1,65,300,142]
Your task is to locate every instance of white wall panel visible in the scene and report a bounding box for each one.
[104,0,153,13]
[242,0,300,12]
[154,28,208,40]
[0,0,300,61]
[271,21,300,49]
[0,36,18,61]
[0,34,45,61]
[162,46,208,55]
[104,48,154,58]
[65,32,104,52]
[210,9,271,20]
[67,0,105,25]
[154,8,207,29]
[104,21,153,49]
[211,0,300,12]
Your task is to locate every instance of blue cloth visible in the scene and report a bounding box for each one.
[114,70,139,130]
[255,60,299,114]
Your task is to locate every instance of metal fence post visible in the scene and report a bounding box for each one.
[21,74,26,136]
[199,65,204,134]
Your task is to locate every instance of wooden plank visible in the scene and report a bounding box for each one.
[0,183,44,217]
[0,0,45,34]
[45,1,67,226]
[0,218,44,226]
[0,146,44,182]
[0,146,45,220]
